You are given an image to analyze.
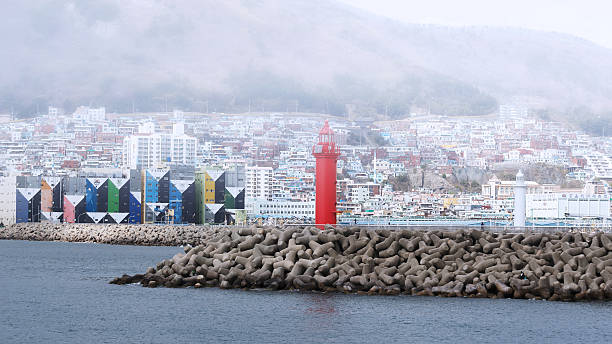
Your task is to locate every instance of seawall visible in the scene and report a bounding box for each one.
[108,225,612,301]
[0,223,220,246]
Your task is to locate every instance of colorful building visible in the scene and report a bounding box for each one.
[169,179,195,224]
[128,192,141,224]
[5,167,244,225]
[16,188,41,223]
[63,195,86,223]
[195,166,245,224]
[41,176,63,213]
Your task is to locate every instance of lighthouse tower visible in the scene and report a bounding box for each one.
[513,170,526,228]
[312,120,341,229]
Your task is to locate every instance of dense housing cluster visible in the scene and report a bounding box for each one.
[2,106,612,226]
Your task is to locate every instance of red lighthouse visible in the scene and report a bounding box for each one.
[312,120,340,229]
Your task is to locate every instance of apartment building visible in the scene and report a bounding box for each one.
[122,123,197,169]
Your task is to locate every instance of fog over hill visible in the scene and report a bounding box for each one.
[2,0,612,121]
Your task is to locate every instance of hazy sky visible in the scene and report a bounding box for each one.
[341,0,612,49]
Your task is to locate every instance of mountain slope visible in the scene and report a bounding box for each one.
[1,0,611,118]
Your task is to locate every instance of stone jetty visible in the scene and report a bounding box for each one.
[0,223,219,246]
[110,225,612,301]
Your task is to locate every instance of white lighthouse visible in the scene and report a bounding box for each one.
[513,170,526,228]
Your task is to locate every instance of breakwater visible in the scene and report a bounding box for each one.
[110,226,612,301]
[0,223,219,246]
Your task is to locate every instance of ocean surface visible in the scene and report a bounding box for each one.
[1,240,611,344]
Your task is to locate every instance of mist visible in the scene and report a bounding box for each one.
[1,0,612,123]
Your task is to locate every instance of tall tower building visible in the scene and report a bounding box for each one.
[312,120,340,229]
[513,170,526,228]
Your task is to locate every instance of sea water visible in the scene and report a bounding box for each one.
[1,240,610,343]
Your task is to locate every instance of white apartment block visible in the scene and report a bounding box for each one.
[245,166,273,201]
[0,176,16,225]
[122,124,197,169]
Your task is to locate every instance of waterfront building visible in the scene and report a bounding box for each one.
[128,192,141,224]
[16,188,41,223]
[41,176,63,213]
[195,166,245,224]
[526,193,610,219]
[249,199,315,219]
[169,179,196,224]
[63,195,86,224]
[0,176,16,225]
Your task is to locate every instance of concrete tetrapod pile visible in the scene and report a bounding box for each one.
[111,226,612,301]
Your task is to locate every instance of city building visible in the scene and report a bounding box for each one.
[249,199,315,219]
[527,193,610,219]
[2,103,612,226]
[122,123,197,169]
[195,166,245,224]
[245,166,273,201]
[0,176,16,225]
[481,175,558,200]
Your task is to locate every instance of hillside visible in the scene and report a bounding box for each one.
[1,0,612,119]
